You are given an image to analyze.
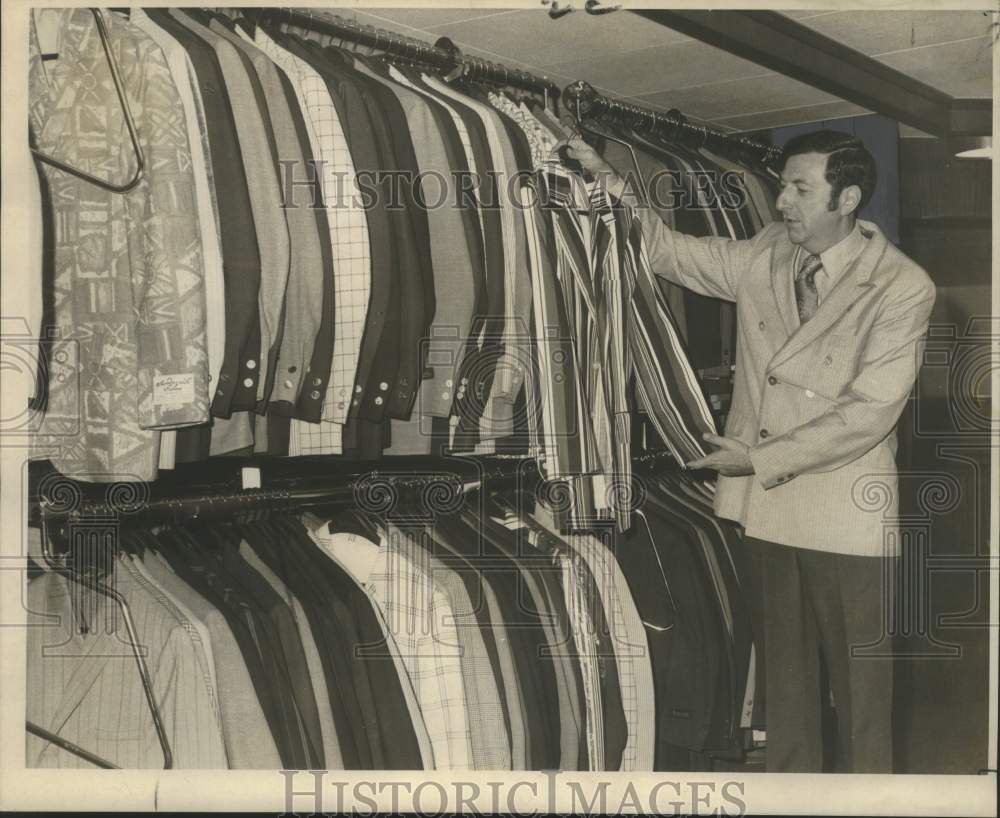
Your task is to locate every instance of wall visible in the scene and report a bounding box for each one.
[766,114,901,244]
[892,136,992,775]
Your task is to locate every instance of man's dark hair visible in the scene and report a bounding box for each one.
[781,130,877,213]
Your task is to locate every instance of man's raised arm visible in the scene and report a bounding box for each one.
[566,136,764,303]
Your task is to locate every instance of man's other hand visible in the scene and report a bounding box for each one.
[687,433,756,476]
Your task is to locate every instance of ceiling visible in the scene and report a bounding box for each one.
[318,6,995,135]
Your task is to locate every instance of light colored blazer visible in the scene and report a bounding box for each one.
[27,565,229,769]
[632,210,936,556]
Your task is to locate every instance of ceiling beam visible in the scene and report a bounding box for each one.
[633,9,992,137]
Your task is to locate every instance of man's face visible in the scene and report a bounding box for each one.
[776,152,843,251]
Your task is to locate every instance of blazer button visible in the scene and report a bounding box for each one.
[767,375,778,386]
[758,321,766,330]
[759,429,770,439]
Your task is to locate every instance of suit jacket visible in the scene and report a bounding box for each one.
[269,517,425,769]
[155,527,309,768]
[148,9,262,419]
[254,28,369,444]
[615,507,720,762]
[28,10,211,482]
[428,516,530,769]
[385,65,482,420]
[433,512,552,768]
[394,528,511,770]
[213,18,327,414]
[623,203,936,555]
[174,10,291,409]
[342,55,434,422]
[218,543,325,767]
[139,549,282,768]
[238,541,345,769]
[240,521,375,769]
[26,564,228,769]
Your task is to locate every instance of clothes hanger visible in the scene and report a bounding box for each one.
[31,9,145,194]
[28,515,174,768]
[25,722,120,769]
[561,94,650,207]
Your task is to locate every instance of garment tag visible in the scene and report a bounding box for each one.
[153,373,195,407]
[241,467,261,490]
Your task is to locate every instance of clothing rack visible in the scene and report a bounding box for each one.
[563,79,783,170]
[30,451,682,548]
[248,7,561,100]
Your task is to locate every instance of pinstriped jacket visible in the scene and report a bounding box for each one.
[27,563,228,769]
[621,201,936,556]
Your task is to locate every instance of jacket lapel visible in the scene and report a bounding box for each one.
[769,239,799,338]
[768,221,885,370]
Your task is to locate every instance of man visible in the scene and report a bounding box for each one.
[567,130,936,773]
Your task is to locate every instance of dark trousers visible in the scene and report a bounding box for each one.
[746,537,896,773]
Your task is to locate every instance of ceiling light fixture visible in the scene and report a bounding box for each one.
[953,136,993,160]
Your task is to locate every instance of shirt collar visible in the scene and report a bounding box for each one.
[795,222,865,289]
[811,222,866,285]
[823,222,867,281]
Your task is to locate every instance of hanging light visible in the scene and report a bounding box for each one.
[953,136,992,160]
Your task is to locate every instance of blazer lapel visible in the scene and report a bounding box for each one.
[769,239,799,338]
[768,223,885,370]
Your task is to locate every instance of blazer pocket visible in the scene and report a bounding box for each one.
[806,333,859,401]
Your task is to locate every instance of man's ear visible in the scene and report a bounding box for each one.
[839,184,862,216]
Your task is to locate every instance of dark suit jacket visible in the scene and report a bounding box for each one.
[241,520,374,769]
[615,505,720,764]
[271,516,424,769]
[341,53,436,422]
[218,541,326,766]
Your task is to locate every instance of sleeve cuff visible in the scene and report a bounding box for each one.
[748,439,798,490]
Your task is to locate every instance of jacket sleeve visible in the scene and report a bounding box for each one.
[749,279,936,489]
[131,31,211,430]
[605,173,767,303]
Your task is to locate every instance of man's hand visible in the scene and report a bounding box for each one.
[565,137,616,178]
[686,433,756,476]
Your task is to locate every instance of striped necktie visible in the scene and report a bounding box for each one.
[795,253,823,323]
